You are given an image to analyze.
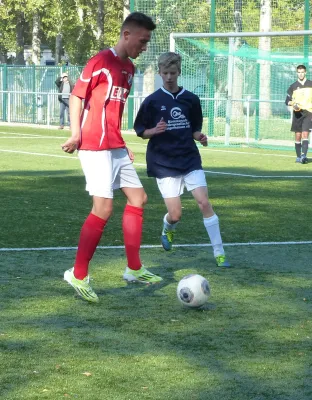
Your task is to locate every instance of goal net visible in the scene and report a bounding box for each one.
[170,31,312,149]
[130,0,311,149]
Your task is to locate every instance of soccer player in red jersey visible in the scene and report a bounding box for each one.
[62,12,162,303]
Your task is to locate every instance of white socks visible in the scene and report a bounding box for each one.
[162,213,179,235]
[203,214,224,257]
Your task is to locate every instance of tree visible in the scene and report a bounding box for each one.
[31,10,40,64]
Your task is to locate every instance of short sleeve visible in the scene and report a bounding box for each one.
[189,95,203,132]
[72,54,103,100]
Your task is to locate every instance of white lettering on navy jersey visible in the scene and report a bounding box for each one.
[167,107,190,131]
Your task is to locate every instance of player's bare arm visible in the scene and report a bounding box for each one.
[61,95,82,153]
[142,117,167,139]
[125,146,135,162]
[193,131,208,147]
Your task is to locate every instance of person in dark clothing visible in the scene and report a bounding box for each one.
[134,52,230,268]
[55,72,74,129]
[285,64,312,164]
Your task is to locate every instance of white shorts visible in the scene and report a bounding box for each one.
[156,170,207,199]
[78,148,143,198]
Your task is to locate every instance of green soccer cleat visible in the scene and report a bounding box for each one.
[215,255,231,268]
[64,268,99,303]
[123,266,163,284]
[161,228,175,251]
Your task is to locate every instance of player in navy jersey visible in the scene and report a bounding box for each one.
[285,64,312,164]
[61,12,162,303]
[134,52,231,268]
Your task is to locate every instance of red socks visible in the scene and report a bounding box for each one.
[73,205,143,279]
[122,204,143,270]
[74,213,107,280]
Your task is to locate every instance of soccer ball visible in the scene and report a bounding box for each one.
[177,274,210,308]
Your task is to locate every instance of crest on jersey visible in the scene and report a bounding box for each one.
[170,107,185,120]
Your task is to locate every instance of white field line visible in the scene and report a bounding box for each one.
[126,142,297,159]
[0,148,311,178]
[0,149,77,159]
[201,170,312,178]
[0,131,297,159]
[0,241,312,252]
[0,136,68,139]
[0,131,68,139]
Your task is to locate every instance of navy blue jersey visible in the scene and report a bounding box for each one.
[134,87,203,178]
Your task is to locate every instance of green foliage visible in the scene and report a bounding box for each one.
[132,0,310,71]
[0,1,310,66]
[0,0,123,65]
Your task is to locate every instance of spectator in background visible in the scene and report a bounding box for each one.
[55,72,74,129]
[285,65,312,164]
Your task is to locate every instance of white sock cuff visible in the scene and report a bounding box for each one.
[163,213,169,224]
[164,213,179,229]
[204,214,219,226]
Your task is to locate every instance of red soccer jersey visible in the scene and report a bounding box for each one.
[72,48,134,150]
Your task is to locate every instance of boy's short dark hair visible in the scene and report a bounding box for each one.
[297,64,306,71]
[121,12,156,32]
[158,52,182,73]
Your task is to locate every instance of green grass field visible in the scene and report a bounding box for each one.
[0,125,311,400]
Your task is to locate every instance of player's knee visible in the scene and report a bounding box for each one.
[134,191,148,208]
[198,199,213,215]
[169,210,182,221]
[92,201,113,220]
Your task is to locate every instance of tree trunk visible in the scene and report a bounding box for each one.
[32,11,41,65]
[15,11,25,65]
[0,45,6,63]
[123,0,130,19]
[259,0,272,118]
[55,34,62,65]
[143,65,154,96]
[232,0,243,119]
[97,0,105,49]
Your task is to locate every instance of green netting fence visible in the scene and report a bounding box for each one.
[129,0,311,150]
[0,0,311,150]
[0,65,82,125]
[170,32,312,149]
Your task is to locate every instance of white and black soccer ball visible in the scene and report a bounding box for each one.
[177,274,210,308]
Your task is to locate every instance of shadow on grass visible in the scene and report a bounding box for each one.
[1,246,312,399]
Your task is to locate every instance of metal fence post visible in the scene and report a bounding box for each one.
[255,63,260,141]
[3,64,7,121]
[7,92,11,123]
[245,96,251,144]
[32,64,36,124]
[47,93,51,128]
[225,37,234,145]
